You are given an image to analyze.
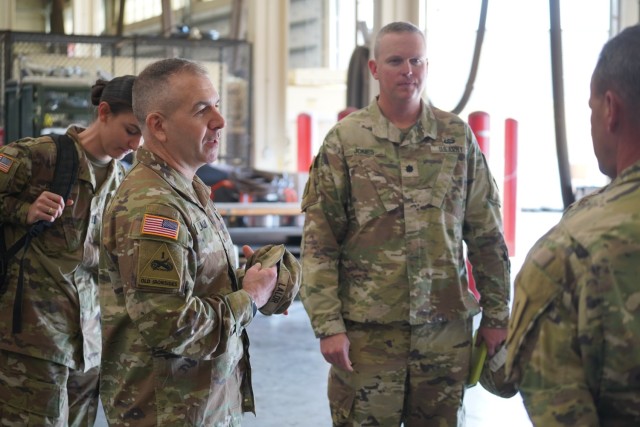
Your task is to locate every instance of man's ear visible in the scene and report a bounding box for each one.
[604,90,621,132]
[146,112,167,143]
[368,59,379,80]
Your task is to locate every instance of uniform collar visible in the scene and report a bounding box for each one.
[135,146,211,208]
[67,126,118,191]
[365,97,438,145]
[612,158,640,185]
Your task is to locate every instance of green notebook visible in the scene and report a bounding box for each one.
[468,331,487,386]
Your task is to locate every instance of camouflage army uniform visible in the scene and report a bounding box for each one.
[0,126,125,426]
[506,161,640,426]
[301,98,510,426]
[99,146,257,426]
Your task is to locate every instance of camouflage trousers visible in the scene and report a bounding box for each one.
[328,318,472,427]
[0,349,99,427]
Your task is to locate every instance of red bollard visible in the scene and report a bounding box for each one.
[504,119,518,257]
[297,113,312,172]
[338,107,358,121]
[466,259,480,300]
[467,111,491,300]
[468,111,490,158]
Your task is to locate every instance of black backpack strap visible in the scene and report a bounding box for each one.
[26,134,79,237]
[10,133,79,334]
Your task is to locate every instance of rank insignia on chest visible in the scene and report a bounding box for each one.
[0,154,15,173]
[141,214,180,240]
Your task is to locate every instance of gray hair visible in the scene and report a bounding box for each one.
[132,58,209,126]
[373,21,425,59]
[592,24,640,112]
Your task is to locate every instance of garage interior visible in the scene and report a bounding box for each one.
[1,1,639,426]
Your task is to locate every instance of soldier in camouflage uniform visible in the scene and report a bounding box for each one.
[506,24,640,426]
[99,58,278,426]
[300,21,510,426]
[0,76,141,426]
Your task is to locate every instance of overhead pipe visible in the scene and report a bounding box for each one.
[549,0,575,208]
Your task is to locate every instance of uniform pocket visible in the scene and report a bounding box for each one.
[0,366,65,418]
[328,367,355,426]
[506,248,563,378]
[349,155,401,226]
[427,151,465,218]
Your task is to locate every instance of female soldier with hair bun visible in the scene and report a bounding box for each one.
[0,75,142,426]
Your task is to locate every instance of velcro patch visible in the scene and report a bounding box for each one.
[0,154,15,173]
[141,214,179,240]
[430,145,464,154]
[136,242,182,292]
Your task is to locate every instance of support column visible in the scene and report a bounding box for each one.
[0,0,17,30]
[374,0,422,29]
[246,0,288,170]
[617,0,640,34]
[72,0,104,35]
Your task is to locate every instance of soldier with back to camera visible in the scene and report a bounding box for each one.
[506,23,640,427]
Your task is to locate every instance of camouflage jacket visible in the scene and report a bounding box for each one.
[99,146,256,426]
[300,98,510,338]
[506,161,640,426]
[0,126,125,370]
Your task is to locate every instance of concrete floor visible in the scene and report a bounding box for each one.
[242,301,533,427]
[95,211,564,426]
[95,301,533,427]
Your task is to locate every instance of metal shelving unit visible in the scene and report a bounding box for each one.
[0,30,253,167]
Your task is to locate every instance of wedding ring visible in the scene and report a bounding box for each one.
[48,207,53,215]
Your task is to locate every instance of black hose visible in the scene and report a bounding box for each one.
[450,0,489,115]
[549,0,575,208]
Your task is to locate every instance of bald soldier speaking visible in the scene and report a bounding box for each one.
[98,58,280,426]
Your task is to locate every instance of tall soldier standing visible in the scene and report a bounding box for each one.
[300,21,510,426]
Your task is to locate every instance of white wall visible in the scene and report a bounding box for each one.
[424,0,612,210]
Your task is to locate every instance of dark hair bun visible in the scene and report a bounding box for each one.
[91,79,109,106]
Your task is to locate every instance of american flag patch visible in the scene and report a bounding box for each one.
[141,214,180,240]
[0,154,15,173]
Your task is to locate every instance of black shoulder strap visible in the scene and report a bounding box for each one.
[26,134,79,238]
[51,133,79,202]
[0,133,79,334]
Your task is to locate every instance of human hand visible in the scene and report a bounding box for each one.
[320,333,353,372]
[476,326,507,357]
[241,245,254,260]
[241,258,277,308]
[26,191,74,224]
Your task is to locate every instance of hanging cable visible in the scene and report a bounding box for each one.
[549,0,575,208]
[450,0,489,115]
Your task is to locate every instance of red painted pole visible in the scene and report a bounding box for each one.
[468,111,490,158]
[504,119,518,257]
[467,111,491,301]
[297,113,312,172]
[338,107,357,121]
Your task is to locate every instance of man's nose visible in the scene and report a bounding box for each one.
[403,61,413,76]
[209,111,226,130]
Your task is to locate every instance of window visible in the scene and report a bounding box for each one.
[124,0,189,25]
